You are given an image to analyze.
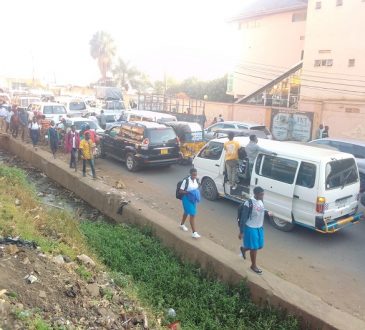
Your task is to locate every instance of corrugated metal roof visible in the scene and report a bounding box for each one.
[231,0,308,21]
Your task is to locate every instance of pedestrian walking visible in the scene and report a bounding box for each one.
[316,124,324,139]
[224,131,240,190]
[99,110,107,130]
[5,108,12,134]
[10,106,20,138]
[246,135,276,177]
[217,114,224,122]
[322,125,329,138]
[65,125,80,171]
[238,186,266,275]
[0,103,8,131]
[79,132,96,179]
[48,121,59,158]
[179,168,201,239]
[19,109,29,141]
[29,117,40,150]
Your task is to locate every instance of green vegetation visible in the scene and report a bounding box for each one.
[80,222,299,330]
[0,165,94,260]
[75,265,93,282]
[0,164,299,329]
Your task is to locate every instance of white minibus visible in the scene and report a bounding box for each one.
[193,137,362,233]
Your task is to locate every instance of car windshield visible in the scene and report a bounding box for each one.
[69,101,86,111]
[73,121,99,131]
[147,128,177,144]
[325,158,359,190]
[103,100,125,110]
[251,125,270,135]
[44,105,67,114]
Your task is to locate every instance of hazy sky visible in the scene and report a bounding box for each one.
[1,0,242,85]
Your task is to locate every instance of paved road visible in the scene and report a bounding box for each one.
[94,158,365,319]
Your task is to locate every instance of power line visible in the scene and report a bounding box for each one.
[237,63,365,83]
[233,74,365,97]
[236,65,365,88]
[237,59,365,80]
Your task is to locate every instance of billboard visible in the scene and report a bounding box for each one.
[271,109,313,142]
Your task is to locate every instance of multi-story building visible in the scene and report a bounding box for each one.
[227,0,307,99]
[229,0,365,140]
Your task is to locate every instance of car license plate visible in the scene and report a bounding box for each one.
[160,149,168,155]
[336,199,348,208]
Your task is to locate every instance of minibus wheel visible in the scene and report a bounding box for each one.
[201,178,218,201]
[269,216,295,232]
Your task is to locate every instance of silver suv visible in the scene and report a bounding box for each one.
[204,121,272,141]
[310,138,365,192]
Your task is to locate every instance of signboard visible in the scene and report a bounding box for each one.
[271,109,313,142]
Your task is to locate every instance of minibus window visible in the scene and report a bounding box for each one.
[198,141,223,160]
[326,158,358,190]
[261,155,298,184]
[296,162,316,188]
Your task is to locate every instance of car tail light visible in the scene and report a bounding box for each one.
[141,138,149,150]
[316,197,326,213]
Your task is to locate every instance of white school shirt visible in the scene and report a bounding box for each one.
[29,122,40,130]
[71,133,76,148]
[245,197,265,228]
[180,176,199,192]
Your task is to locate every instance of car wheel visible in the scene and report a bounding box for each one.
[269,215,295,232]
[126,153,138,172]
[201,177,219,201]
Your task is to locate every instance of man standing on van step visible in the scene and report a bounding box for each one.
[224,131,240,190]
[238,186,265,275]
[246,135,276,177]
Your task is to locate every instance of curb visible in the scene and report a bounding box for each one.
[1,135,364,330]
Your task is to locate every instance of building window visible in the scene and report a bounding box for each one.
[348,59,355,67]
[316,1,322,9]
[301,50,304,60]
[292,12,307,22]
[336,0,343,6]
[319,49,331,54]
[314,59,333,67]
[300,35,305,40]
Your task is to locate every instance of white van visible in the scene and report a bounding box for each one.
[120,110,177,124]
[55,96,89,117]
[193,136,362,233]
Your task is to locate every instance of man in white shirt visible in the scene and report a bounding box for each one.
[238,186,266,274]
[0,104,8,131]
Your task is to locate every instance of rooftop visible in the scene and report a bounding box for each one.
[230,0,308,21]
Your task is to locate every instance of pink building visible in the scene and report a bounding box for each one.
[229,0,365,140]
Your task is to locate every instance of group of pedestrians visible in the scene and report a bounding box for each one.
[178,133,272,275]
[316,124,330,139]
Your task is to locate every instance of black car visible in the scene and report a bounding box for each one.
[100,121,180,171]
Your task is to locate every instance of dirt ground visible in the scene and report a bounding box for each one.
[0,243,148,330]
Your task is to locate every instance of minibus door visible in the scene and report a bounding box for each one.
[251,154,299,222]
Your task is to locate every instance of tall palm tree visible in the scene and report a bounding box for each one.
[89,31,116,81]
[113,57,141,87]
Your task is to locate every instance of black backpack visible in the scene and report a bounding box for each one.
[237,199,253,227]
[176,177,189,200]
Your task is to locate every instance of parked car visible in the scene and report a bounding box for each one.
[193,136,361,233]
[212,128,268,140]
[64,117,104,135]
[119,110,177,124]
[204,121,272,141]
[55,96,89,117]
[100,121,180,171]
[27,102,67,123]
[309,138,365,192]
